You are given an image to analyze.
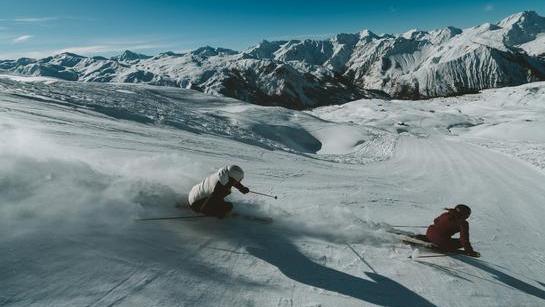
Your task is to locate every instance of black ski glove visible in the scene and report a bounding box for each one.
[239,186,250,194]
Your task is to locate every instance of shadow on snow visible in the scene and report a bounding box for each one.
[180,202,436,306]
[247,240,435,306]
[458,256,545,301]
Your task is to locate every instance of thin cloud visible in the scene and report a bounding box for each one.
[12,35,33,44]
[0,42,168,59]
[56,43,167,55]
[484,4,495,12]
[2,16,94,24]
[0,50,46,60]
[1,38,174,60]
[14,17,59,23]
[266,32,336,41]
[57,45,113,54]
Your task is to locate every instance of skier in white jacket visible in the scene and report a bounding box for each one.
[188,165,249,218]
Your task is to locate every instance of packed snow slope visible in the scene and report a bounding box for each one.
[2,11,545,109]
[1,75,545,306]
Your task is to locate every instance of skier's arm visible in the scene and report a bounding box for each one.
[232,180,249,194]
[460,221,475,253]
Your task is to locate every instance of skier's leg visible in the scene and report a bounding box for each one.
[189,198,232,218]
[436,238,462,251]
[220,202,233,217]
[448,238,463,250]
[190,199,205,213]
[190,198,222,216]
[200,199,220,216]
[200,200,232,218]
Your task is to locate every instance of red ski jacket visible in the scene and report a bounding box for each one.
[426,212,474,252]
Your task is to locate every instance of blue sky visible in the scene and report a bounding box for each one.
[1,0,544,59]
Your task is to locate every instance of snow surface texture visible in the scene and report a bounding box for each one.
[1,76,545,306]
[2,11,545,109]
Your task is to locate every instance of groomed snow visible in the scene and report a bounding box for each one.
[1,78,545,306]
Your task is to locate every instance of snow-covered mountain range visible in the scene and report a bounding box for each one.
[2,11,545,109]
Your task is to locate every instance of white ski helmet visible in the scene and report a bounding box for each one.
[227,165,244,182]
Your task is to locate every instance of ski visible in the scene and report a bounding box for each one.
[135,215,208,221]
[389,230,480,258]
[398,234,435,248]
[409,250,469,259]
[135,212,272,224]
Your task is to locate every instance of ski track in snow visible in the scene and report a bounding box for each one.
[1,79,545,306]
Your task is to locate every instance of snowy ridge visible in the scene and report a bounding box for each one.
[2,11,545,109]
[0,75,396,164]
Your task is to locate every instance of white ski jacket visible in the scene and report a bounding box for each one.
[188,166,230,205]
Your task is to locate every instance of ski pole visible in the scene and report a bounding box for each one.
[249,190,278,200]
[135,215,208,221]
[392,226,427,228]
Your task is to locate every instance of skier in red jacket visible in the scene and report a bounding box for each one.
[426,204,480,257]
